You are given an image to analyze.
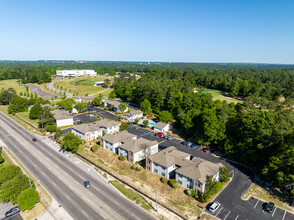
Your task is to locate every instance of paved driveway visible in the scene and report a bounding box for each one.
[87,106,118,120]
[46,81,73,98]
[0,203,22,220]
[127,125,294,220]
[26,84,55,98]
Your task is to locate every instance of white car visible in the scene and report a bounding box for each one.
[209,202,220,213]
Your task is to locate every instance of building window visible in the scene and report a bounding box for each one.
[154,169,158,173]
[197,182,201,187]
[161,173,165,177]
[178,180,182,185]
[147,166,150,170]
[148,159,151,164]
[196,190,200,194]
[131,159,133,162]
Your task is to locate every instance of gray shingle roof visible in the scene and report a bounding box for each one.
[102,130,136,144]
[51,109,72,120]
[154,122,168,130]
[130,110,143,116]
[94,119,120,128]
[102,99,124,109]
[120,138,158,153]
[176,158,223,183]
[148,146,191,167]
[72,123,101,134]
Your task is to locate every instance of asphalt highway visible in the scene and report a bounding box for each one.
[127,125,294,220]
[0,112,155,220]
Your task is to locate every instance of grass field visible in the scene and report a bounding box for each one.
[54,77,113,96]
[15,111,39,128]
[201,89,243,104]
[0,106,40,134]
[0,79,26,94]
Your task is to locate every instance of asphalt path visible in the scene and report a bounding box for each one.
[127,125,294,220]
[0,113,155,220]
[26,84,55,98]
[47,81,73,98]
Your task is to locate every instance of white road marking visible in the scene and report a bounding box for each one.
[88,168,91,171]
[254,199,259,209]
[215,207,223,217]
[282,210,287,220]
[64,193,70,200]
[235,215,239,220]
[229,170,234,179]
[272,206,277,217]
[224,211,231,220]
[75,161,80,164]
[81,210,89,217]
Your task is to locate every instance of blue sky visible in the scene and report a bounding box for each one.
[0,0,293,63]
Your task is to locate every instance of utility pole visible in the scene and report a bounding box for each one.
[41,115,44,130]
[155,187,158,212]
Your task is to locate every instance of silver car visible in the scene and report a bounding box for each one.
[209,202,220,213]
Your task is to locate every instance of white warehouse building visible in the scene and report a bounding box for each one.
[56,70,97,77]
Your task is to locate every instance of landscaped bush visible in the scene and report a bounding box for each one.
[17,188,39,211]
[45,124,57,132]
[168,179,179,188]
[131,165,141,172]
[219,167,231,183]
[160,177,168,183]
[120,122,129,131]
[186,189,196,197]
[196,177,224,203]
[118,155,126,161]
[91,145,99,152]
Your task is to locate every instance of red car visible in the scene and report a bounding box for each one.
[155,132,164,137]
[203,146,210,152]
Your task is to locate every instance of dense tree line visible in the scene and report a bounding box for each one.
[112,70,294,194]
[0,61,293,98]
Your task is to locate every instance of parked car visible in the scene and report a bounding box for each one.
[190,144,197,149]
[181,141,186,145]
[32,138,37,142]
[186,142,193,147]
[162,134,168,139]
[263,202,274,213]
[203,146,211,152]
[167,136,174,140]
[84,180,91,188]
[155,132,164,137]
[209,202,220,213]
[5,207,20,217]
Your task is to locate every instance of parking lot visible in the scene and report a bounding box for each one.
[208,197,294,220]
[73,113,98,124]
[87,106,118,120]
[0,203,22,220]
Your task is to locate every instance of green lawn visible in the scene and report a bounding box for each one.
[110,180,153,211]
[201,89,243,104]
[0,106,40,134]
[54,77,112,96]
[15,111,39,128]
[0,79,26,94]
